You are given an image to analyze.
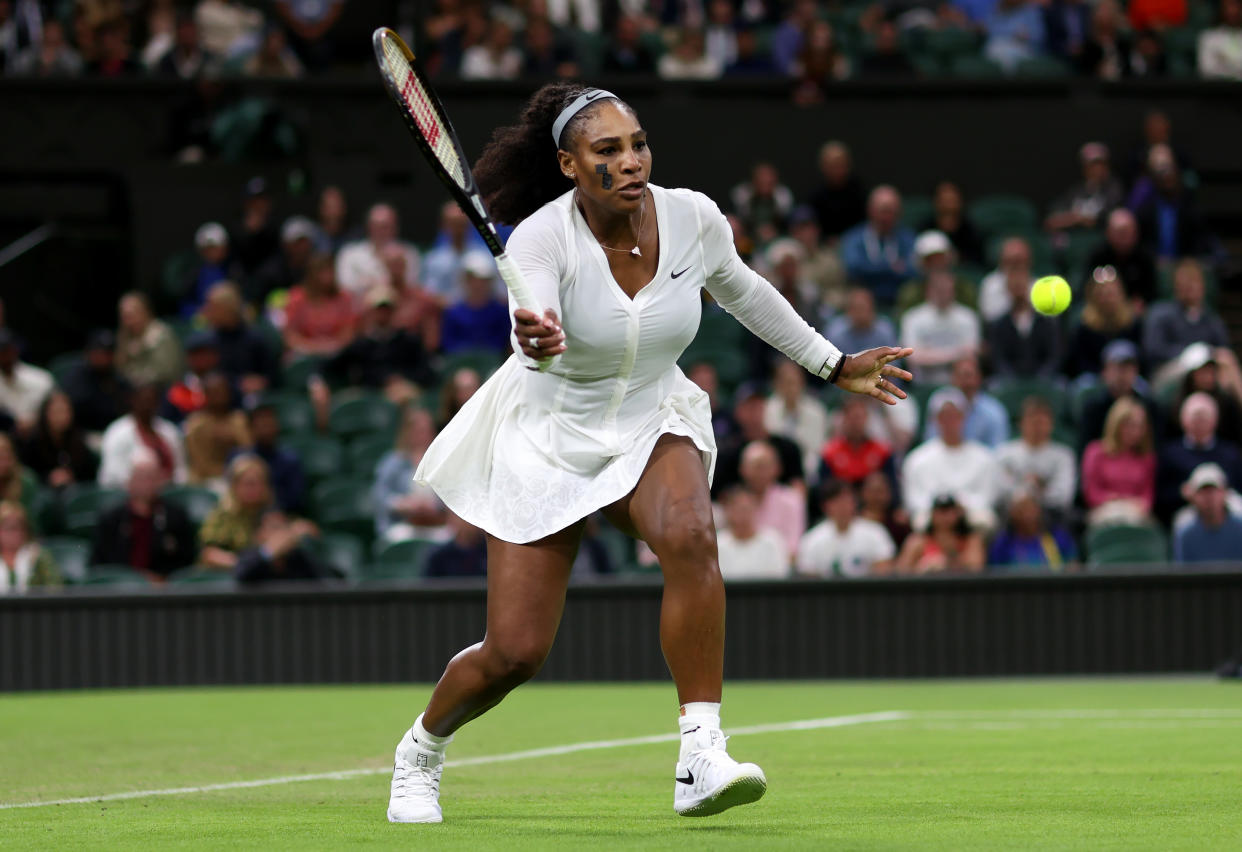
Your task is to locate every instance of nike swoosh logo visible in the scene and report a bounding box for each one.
[676,770,695,785]
[681,726,700,735]
[583,91,606,101]
[671,266,692,279]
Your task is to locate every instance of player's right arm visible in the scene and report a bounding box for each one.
[506,207,567,366]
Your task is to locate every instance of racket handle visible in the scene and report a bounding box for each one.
[495,252,559,372]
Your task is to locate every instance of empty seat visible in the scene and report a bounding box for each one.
[161,485,220,527]
[283,435,344,483]
[62,486,126,540]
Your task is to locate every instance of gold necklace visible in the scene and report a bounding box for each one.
[588,192,647,258]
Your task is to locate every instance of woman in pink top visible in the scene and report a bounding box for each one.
[738,439,806,558]
[1081,396,1156,526]
[282,253,355,358]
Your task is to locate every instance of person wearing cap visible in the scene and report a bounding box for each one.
[1081,396,1156,526]
[1085,209,1157,308]
[1165,341,1242,444]
[893,492,986,575]
[1064,264,1141,378]
[1133,144,1210,261]
[183,221,241,319]
[788,205,848,316]
[902,387,998,531]
[0,329,53,436]
[919,181,984,267]
[923,355,1009,448]
[840,185,916,307]
[1078,342,1153,454]
[249,215,319,309]
[282,253,355,359]
[336,203,421,310]
[440,252,512,356]
[900,263,981,387]
[1142,258,1229,371]
[711,382,805,498]
[985,249,1062,381]
[57,329,132,436]
[806,141,867,241]
[116,292,184,387]
[322,284,436,401]
[1044,142,1124,234]
[1156,392,1242,522]
[1174,461,1242,561]
[895,229,976,316]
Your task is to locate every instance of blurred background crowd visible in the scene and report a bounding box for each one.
[1,87,1238,592]
[1,0,1240,89]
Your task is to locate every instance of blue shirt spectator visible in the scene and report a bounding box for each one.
[953,0,1001,25]
[825,288,897,356]
[988,491,1077,571]
[421,202,490,303]
[227,401,306,514]
[984,0,1047,72]
[183,222,240,319]
[923,356,1010,448]
[840,186,915,307]
[440,253,513,355]
[1173,463,1242,563]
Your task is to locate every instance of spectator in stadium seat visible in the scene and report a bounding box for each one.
[250,217,316,309]
[764,359,830,481]
[436,367,481,430]
[1157,393,1242,522]
[807,141,867,242]
[1081,396,1156,526]
[602,14,656,74]
[19,391,96,489]
[859,468,910,547]
[995,397,1077,515]
[1045,143,1124,235]
[1164,343,1242,444]
[715,485,790,580]
[899,269,981,387]
[1044,0,1091,62]
[1198,0,1242,79]
[826,287,898,360]
[1063,266,1141,378]
[231,177,281,283]
[154,11,215,78]
[924,355,1009,447]
[423,202,480,305]
[10,18,82,76]
[731,163,795,246]
[273,0,344,71]
[162,332,220,425]
[378,245,442,352]
[0,329,52,436]
[739,440,806,559]
[85,19,142,76]
[1077,0,1133,79]
[59,330,131,435]
[200,282,277,399]
[894,493,986,574]
[788,206,848,316]
[988,489,1078,571]
[116,292,183,388]
[895,230,976,316]
[314,185,353,256]
[978,236,1034,323]
[1129,0,1188,30]
[374,406,449,544]
[704,0,739,68]
[1133,147,1210,260]
[726,24,777,75]
[984,0,1047,72]
[658,26,722,79]
[440,253,511,356]
[985,263,1062,381]
[229,400,305,514]
[1174,462,1242,562]
[1077,339,1158,450]
[425,511,488,578]
[920,181,984,267]
[281,253,355,359]
[460,18,522,79]
[198,454,271,569]
[0,501,61,592]
[182,222,240,319]
[98,383,187,488]
[771,0,816,73]
[0,433,35,511]
[1127,111,1193,187]
[522,15,580,78]
[1142,259,1229,371]
[195,0,264,58]
[858,18,915,78]
[184,372,249,488]
[1085,208,1157,308]
[797,479,896,578]
[336,203,421,310]
[687,362,738,443]
[92,448,196,581]
[792,20,851,103]
[760,239,819,324]
[713,383,805,497]
[234,509,328,583]
[903,388,998,530]
[818,395,895,488]
[323,286,436,402]
[841,185,916,307]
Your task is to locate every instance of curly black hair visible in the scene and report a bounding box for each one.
[474,83,634,225]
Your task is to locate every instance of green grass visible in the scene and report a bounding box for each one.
[2,679,1241,849]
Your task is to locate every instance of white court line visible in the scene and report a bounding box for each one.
[0,710,906,811]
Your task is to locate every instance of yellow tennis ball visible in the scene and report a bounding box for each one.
[1030,275,1072,316]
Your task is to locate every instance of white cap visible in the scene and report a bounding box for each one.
[195,222,228,248]
[928,386,969,418]
[1185,462,1227,493]
[461,251,495,279]
[281,216,316,244]
[914,230,953,259]
[1178,341,1215,373]
[765,237,805,267]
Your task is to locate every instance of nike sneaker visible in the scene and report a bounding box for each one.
[673,726,767,817]
[387,728,446,824]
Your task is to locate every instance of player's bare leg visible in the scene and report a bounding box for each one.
[387,524,581,823]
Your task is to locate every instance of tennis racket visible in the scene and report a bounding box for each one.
[372,27,544,323]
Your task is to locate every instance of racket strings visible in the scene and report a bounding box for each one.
[381,38,467,189]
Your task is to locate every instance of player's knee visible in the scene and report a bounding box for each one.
[652,499,717,568]
[484,638,549,687]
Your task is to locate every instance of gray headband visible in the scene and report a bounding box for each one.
[551,89,618,148]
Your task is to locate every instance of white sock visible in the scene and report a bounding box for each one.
[679,702,722,751]
[412,713,453,752]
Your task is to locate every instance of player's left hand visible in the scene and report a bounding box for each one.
[835,346,914,405]
[514,308,566,360]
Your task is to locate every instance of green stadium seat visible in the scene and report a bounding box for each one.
[374,538,435,573]
[695,308,745,350]
[346,434,394,477]
[1156,263,1218,307]
[47,351,83,387]
[41,536,92,583]
[329,395,399,442]
[1057,230,1104,285]
[260,392,316,436]
[1014,56,1072,77]
[161,250,199,312]
[990,379,1070,428]
[282,356,326,392]
[29,486,63,535]
[284,435,343,483]
[307,531,366,580]
[924,27,981,63]
[440,348,505,381]
[356,562,427,584]
[83,564,153,587]
[310,480,375,543]
[969,195,1040,239]
[166,568,235,587]
[62,486,126,540]
[679,345,749,395]
[1086,525,1167,565]
[161,485,219,527]
[901,195,934,231]
[950,54,1005,78]
[985,232,1056,276]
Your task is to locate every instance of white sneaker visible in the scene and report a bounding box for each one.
[387,728,446,824]
[673,726,767,817]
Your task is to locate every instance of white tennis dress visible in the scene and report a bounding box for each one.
[414,185,843,543]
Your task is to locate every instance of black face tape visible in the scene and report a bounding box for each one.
[595,164,612,190]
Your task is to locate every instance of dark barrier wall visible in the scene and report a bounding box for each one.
[3,570,1241,691]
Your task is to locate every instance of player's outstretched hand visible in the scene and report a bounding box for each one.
[514,308,566,361]
[835,346,914,405]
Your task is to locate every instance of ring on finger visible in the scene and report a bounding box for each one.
[532,337,541,349]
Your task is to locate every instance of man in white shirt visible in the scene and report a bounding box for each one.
[1198,0,1242,80]
[995,396,1077,517]
[335,203,420,309]
[98,383,187,488]
[900,270,981,387]
[797,479,895,578]
[903,387,998,530]
[715,486,790,581]
[977,236,1033,323]
[763,358,830,483]
[0,329,53,434]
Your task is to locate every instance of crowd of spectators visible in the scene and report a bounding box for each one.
[0,100,1236,593]
[2,0,1240,83]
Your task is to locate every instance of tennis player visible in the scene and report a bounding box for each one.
[388,83,913,824]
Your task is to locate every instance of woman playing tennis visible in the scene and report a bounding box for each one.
[388,83,913,823]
